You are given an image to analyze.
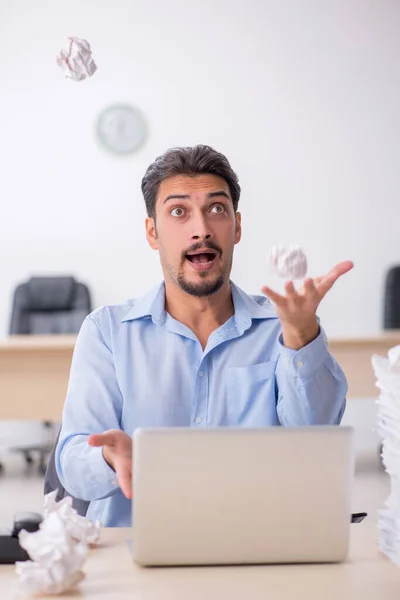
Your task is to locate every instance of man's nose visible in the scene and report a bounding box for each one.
[192,232,212,241]
[190,214,213,241]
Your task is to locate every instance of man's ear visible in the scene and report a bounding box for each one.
[145,217,159,250]
[234,212,242,245]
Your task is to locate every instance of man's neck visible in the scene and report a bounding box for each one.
[164,280,235,337]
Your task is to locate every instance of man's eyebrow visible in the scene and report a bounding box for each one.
[207,191,230,200]
[163,194,190,204]
[162,190,230,204]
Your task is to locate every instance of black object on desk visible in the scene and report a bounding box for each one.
[351,512,368,523]
[0,512,42,564]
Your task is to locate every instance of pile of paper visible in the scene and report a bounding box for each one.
[372,344,400,566]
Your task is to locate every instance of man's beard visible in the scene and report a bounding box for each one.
[163,240,230,298]
[176,271,225,297]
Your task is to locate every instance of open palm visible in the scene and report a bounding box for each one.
[261,260,354,332]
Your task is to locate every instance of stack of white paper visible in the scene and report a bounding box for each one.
[372,345,400,566]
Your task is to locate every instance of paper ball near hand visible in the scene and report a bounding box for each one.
[56,37,97,82]
[268,245,308,280]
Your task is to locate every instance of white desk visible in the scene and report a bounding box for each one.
[0,522,399,599]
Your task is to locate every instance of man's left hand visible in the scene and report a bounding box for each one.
[261,260,354,350]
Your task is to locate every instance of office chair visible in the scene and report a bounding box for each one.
[383,266,400,329]
[9,276,91,335]
[44,429,90,517]
[7,276,92,474]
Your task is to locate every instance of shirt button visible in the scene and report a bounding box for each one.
[112,479,118,486]
[195,417,202,424]
[198,370,204,377]
[297,361,304,368]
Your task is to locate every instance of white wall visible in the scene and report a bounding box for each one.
[0,0,399,338]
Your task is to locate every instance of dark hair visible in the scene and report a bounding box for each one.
[141,145,241,219]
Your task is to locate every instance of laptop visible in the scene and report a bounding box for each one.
[132,426,355,566]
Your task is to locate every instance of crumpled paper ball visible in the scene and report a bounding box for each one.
[56,37,97,81]
[43,491,101,544]
[14,491,102,597]
[15,512,88,597]
[268,244,308,279]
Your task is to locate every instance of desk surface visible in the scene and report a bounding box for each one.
[0,331,400,421]
[328,332,400,398]
[0,523,399,599]
[0,335,77,351]
[0,336,77,420]
[329,332,400,346]
[1,332,400,348]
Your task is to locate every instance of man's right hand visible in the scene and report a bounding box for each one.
[88,430,133,500]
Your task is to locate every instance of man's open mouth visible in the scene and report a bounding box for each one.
[186,251,217,265]
[185,249,219,270]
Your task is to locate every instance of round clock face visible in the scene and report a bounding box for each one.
[95,104,147,155]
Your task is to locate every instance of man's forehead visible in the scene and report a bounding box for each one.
[158,174,230,199]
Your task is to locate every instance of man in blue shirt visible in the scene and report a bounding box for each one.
[56,145,353,526]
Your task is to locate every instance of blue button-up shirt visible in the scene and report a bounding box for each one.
[56,282,347,526]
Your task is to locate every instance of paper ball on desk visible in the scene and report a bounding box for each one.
[15,512,88,596]
[43,490,101,544]
[56,37,97,81]
[14,491,102,597]
[268,244,308,280]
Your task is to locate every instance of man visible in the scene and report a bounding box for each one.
[55,145,353,527]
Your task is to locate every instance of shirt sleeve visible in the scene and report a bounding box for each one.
[55,313,125,502]
[275,327,347,426]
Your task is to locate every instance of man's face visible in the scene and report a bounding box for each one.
[146,174,241,297]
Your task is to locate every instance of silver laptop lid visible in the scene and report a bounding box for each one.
[132,426,354,566]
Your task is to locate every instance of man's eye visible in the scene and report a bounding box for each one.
[210,204,225,214]
[170,207,185,217]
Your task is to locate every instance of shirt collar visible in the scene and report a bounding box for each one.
[120,281,277,325]
[121,282,166,325]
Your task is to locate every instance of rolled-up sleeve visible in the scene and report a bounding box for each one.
[275,328,347,426]
[55,313,124,501]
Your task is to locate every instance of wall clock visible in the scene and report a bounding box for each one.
[95,104,147,155]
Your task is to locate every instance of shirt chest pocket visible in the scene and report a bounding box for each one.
[226,360,279,427]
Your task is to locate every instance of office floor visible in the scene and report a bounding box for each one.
[0,400,390,527]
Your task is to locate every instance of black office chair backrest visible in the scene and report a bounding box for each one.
[383,266,400,329]
[9,276,91,335]
[44,430,90,517]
